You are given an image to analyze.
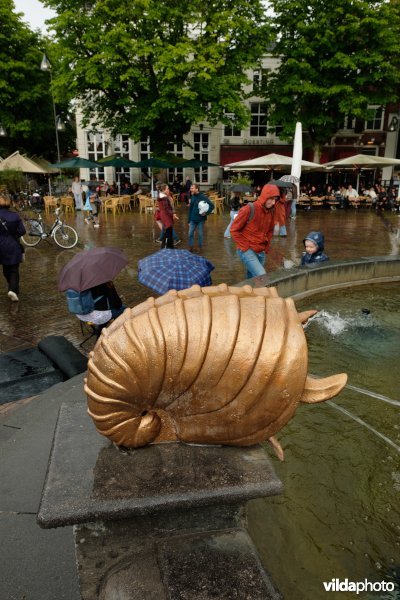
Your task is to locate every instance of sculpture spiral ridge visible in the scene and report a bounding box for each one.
[85,284,347,456]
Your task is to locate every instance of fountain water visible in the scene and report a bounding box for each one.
[248,282,400,600]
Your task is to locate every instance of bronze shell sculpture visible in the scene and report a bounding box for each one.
[85,284,347,459]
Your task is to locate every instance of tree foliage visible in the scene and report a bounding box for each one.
[265,0,400,158]
[0,0,74,160]
[44,0,270,154]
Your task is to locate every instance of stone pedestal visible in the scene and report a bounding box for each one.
[38,402,283,599]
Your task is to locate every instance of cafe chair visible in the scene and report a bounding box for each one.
[60,196,75,214]
[43,196,58,213]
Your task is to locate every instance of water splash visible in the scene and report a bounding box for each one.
[306,310,350,335]
[306,308,380,336]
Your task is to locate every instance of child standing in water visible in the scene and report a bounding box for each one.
[301,231,329,265]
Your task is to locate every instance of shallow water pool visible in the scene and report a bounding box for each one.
[248,283,400,600]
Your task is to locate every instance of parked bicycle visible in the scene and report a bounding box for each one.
[22,207,78,249]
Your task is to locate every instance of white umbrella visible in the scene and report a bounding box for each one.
[323,153,400,189]
[323,153,400,168]
[0,151,59,195]
[291,122,303,197]
[0,151,51,174]
[224,153,321,171]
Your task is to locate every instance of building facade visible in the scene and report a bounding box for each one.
[75,55,400,189]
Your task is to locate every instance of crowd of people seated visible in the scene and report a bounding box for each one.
[298,182,400,210]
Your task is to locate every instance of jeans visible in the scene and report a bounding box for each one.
[237,249,266,279]
[290,200,296,218]
[189,220,204,248]
[224,210,238,238]
[161,227,174,249]
[73,192,83,209]
[158,227,179,241]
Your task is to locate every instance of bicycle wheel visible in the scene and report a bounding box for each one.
[21,221,42,246]
[53,224,79,249]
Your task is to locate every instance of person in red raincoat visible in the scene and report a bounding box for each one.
[230,184,279,279]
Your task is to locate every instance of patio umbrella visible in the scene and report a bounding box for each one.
[0,151,51,174]
[138,249,215,295]
[50,157,102,169]
[134,157,176,196]
[224,153,321,171]
[322,153,400,189]
[231,184,253,193]
[99,156,139,168]
[99,156,140,193]
[58,247,128,292]
[179,159,220,168]
[291,122,302,199]
[323,153,400,168]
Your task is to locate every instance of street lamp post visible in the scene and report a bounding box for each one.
[40,53,63,163]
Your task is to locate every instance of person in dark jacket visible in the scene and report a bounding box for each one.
[0,196,26,301]
[188,183,214,252]
[76,281,125,325]
[301,231,329,265]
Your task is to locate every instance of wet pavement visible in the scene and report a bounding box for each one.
[0,202,399,355]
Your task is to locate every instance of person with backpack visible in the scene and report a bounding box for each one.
[230,183,279,279]
[0,195,26,302]
[73,281,125,326]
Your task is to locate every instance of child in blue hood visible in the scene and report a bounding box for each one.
[301,231,329,265]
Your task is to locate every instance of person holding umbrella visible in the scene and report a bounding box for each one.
[75,281,125,326]
[58,247,128,325]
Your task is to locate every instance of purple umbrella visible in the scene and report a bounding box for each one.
[58,247,128,292]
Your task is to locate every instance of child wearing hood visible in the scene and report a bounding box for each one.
[301,231,329,265]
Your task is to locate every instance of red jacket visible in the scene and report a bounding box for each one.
[230,201,275,252]
[157,194,174,228]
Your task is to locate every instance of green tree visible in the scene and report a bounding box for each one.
[0,0,73,160]
[44,0,270,154]
[265,0,400,160]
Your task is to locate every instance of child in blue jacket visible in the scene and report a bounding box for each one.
[301,231,329,265]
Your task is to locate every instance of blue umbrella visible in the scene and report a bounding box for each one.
[138,249,215,295]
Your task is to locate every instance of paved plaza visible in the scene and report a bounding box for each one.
[0,203,399,356]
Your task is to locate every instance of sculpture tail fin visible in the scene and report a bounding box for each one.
[300,374,348,404]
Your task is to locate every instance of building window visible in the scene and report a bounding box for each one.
[365,106,383,130]
[114,134,131,182]
[339,116,356,130]
[140,138,151,183]
[252,69,266,92]
[224,113,241,137]
[167,141,184,185]
[86,131,105,180]
[250,103,267,137]
[193,132,209,183]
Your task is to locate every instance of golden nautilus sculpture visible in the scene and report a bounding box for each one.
[85,284,347,460]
